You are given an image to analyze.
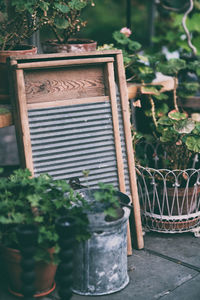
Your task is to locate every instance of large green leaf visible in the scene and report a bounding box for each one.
[54,16,69,29]
[173,119,195,134]
[157,116,173,126]
[186,136,200,153]
[168,110,188,121]
[186,13,200,32]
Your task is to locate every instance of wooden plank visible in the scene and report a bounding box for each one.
[106,62,126,192]
[27,96,110,110]
[24,65,106,104]
[15,69,34,175]
[15,57,114,70]
[9,50,122,63]
[116,53,144,250]
[106,62,132,255]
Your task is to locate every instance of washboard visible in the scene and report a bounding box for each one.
[8,50,143,251]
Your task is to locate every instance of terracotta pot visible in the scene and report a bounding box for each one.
[42,38,97,54]
[0,105,13,128]
[0,245,57,297]
[163,186,200,216]
[127,83,140,99]
[0,45,37,105]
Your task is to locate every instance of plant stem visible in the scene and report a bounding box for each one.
[182,0,197,56]
[173,76,179,111]
[148,95,157,127]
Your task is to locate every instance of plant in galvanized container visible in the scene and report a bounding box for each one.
[73,182,131,296]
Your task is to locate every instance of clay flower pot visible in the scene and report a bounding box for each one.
[0,245,57,297]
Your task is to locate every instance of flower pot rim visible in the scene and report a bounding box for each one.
[43,39,97,46]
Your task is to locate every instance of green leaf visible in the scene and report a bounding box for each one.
[54,3,70,13]
[186,13,200,32]
[104,207,118,218]
[173,119,195,134]
[185,136,200,152]
[168,110,188,121]
[157,116,173,126]
[68,0,87,10]
[54,16,69,29]
[141,85,160,95]
[160,128,177,143]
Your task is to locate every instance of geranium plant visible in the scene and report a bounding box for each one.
[42,0,95,44]
[0,0,47,50]
[0,168,89,263]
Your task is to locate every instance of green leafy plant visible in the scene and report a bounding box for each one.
[133,57,200,171]
[42,0,95,44]
[93,182,121,220]
[0,0,47,50]
[0,168,90,263]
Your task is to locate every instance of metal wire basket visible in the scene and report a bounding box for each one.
[135,143,200,236]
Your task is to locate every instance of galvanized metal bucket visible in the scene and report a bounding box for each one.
[72,190,130,296]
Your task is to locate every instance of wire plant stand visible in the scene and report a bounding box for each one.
[135,143,200,236]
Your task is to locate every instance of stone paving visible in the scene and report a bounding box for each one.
[0,231,200,300]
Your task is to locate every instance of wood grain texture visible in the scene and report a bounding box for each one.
[15,57,114,69]
[15,69,34,175]
[9,50,122,63]
[116,53,144,250]
[24,66,106,104]
[106,62,126,193]
[27,96,109,110]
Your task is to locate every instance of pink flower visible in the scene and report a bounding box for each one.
[120,27,132,38]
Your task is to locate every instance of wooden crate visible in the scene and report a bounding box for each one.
[8,50,144,251]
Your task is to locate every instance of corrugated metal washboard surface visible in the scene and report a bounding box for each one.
[28,101,120,189]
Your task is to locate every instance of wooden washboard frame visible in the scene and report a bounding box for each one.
[8,50,144,252]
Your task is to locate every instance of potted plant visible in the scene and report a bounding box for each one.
[132,54,200,233]
[41,0,97,53]
[0,0,46,105]
[0,168,89,297]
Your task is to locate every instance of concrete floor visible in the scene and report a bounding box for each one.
[0,231,200,300]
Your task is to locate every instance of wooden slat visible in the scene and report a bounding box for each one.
[15,57,114,70]
[116,53,144,250]
[106,61,132,255]
[27,96,109,110]
[106,62,126,193]
[9,50,122,63]
[15,69,34,175]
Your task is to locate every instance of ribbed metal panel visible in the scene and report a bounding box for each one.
[28,102,120,188]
